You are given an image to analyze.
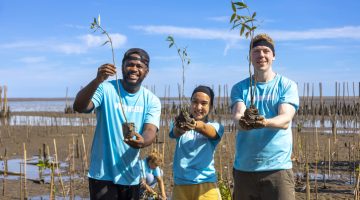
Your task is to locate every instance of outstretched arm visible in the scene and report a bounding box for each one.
[193,121,218,139]
[125,123,158,148]
[265,103,296,129]
[232,101,251,130]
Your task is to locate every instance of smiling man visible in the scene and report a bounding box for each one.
[231,34,299,200]
[73,48,161,200]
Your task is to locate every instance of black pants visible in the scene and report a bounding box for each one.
[89,178,140,200]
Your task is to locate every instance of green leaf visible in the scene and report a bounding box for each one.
[230,13,236,23]
[168,43,174,48]
[252,12,257,19]
[243,24,251,31]
[245,31,250,38]
[240,25,245,36]
[166,35,174,42]
[36,163,45,168]
[234,2,247,8]
[231,2,236,12]
[93,18,97,25]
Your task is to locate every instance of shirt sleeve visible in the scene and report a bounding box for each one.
[153,166,161,177]
[230,83,245,109]
[144,95,161,129]
[208,122,225,146]
[280,79,299,111]
[91,82,104,109]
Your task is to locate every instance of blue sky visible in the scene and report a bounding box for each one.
[1,0,359,98]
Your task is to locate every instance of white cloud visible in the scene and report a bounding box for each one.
[79,34,127,48]
[132,25,360,41]
[64,24,88,30]
[132,25,237,40]
[56,43,87,54]
[19,56,47,64]
[268,26,360,40]
[0,33,127,55]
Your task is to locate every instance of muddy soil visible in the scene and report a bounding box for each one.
[0,112,357,199]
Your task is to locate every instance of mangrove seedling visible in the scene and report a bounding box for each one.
[90,15,134,139]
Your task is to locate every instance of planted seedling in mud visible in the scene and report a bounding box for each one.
[90,15,135,139]
[37,158,57,197]
[166,36,195,129]
[230,1,264,126]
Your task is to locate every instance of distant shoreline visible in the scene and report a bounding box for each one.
[7,97,75,102]
[6,96,360,102]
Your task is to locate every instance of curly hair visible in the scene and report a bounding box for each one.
[146,151,163,167]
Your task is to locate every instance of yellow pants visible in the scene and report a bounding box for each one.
[172,182,222,200]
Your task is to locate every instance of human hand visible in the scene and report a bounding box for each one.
[124,132,144,148]
[238,117,253,130]
[239,115,267,130]
[96,63,116,83]
[175,108,195,130]
[252,115,267,128]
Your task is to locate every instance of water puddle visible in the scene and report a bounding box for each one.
[1,115,96,126]
[295,172,355,185]
[0,156,78,183]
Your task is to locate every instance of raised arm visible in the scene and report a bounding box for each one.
[73,63,116,113]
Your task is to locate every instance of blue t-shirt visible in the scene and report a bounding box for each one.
[139,158,162,178]
[169,121,224,185]
[231,74,299,172]
[88,80,161,185]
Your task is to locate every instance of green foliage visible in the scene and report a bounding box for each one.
[90,14,116,67]
[36,158,54,170]
[218,175,232,200]
[166,36,191,65]
[230,1,257,39]
[230,1,259,106]
[166,36,191,105]
[297,122,303,132]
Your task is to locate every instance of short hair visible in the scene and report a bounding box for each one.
[147,151,162,166]
[251,33,275,56]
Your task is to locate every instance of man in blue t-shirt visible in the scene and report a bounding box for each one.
[73,48,161,200]
[231,34,299,200]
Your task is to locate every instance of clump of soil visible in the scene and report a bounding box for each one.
[122,122,135,139]
[175,107,195,128]
[242,105,264,128]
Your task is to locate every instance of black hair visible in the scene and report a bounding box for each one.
[191,85,215,107]
[122,48,150,67]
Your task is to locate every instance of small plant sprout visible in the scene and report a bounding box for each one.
[166,35,191,107]
[230,1,259,107]
[90,15,129,124]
